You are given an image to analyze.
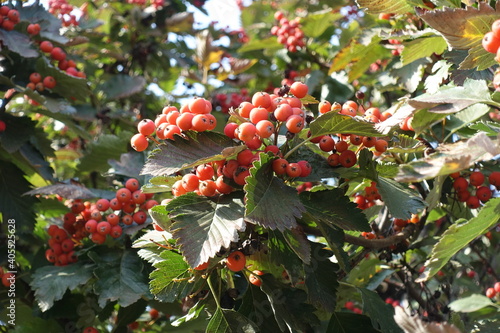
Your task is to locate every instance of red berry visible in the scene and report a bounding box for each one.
[483,31,500,54]
[137,119,155,136]
[43,76,57,89]
[130,133,149,152]
[469,171,485,187]
[486,287,496,298]
[249,270,264,287]
[0,120,5,132]
[50,47,66,61]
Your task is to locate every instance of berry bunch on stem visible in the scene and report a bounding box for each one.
[271,11,305,52]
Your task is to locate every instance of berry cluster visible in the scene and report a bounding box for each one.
[450,170,500,209]
[388,39,403,56]
[0,268,15,288]
[485,282,500,300]
[482,19,500,61]
[44,179,157,265]
[39,41,86,78]
[0,6,20,31]
[271,11,305,52]
[130,97,216,152]
[27,23,41,35]
[213,89,250,113]
[48,0,78,27]
[26,72,57,92]
[353,182,381,209]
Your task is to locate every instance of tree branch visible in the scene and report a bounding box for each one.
[344,224,416,249]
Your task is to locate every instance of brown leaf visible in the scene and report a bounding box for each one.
[394,307,461,333]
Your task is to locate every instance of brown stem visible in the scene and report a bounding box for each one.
[344,223,416,249]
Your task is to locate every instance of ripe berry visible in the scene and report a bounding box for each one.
[116,188,132,203]
[196,164,215,180]
[476,186,492,203]
[0,120,6,132]
[249,270,264,287]
[486,287,496,298]
[489,171,500,189]
[319,135,335,152]
[195,261,209,270]
[226,250,246,272]
[339,150,357,168]
[233,166,250,185]
[318,100,331,114]
[374,139,388,153]
[27,23,41,35]
[107,225,121,238]
[176,112,194,131]
[83,327,98,333]
[182,173,200,192]
[224,122,239,139]
[29,72,42,84]
[453,177,469,192]
[466,196,480,209]
[199,180,217,197]
[273,158,289,175]
[7,9,19,23]
[125,178,140,192]
[137,119,155,136]
[236,122,257,142]
[327,153,340,166]
[274,103,293,121]
[50,47,66,61]
[286,162,302,178]
[297,160,312,177]
[133,211,148,224]
[252,92,272,109]
[255,120,274,138]
[469,171,485,187]
[285,115,304,133]
[494,282,500,293]
[482,31,500,54]
[96,221,111,235]
[289,82,308,98]
[130,133,149,152]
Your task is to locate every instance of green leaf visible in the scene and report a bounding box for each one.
[417,198,500,282]
[408,79,492,113]
[141,131,240,176]
[401,37,448,66]
[78,132,131,173]
[283,228,311,264]
[418,3,499,70]
[314,221,350,271]
[98,74,147,101]
[141,175,181,194]
[149,266,198,303]
[388,134,426,154]
[0,30,38,57]
[268,230,304,285]
[304,243,339,312]
[301,10,343,38]
[390,57,430,93]
[172,301,207,327]
[260,274,319,332]
[0,161,39,232]
[244,153,305,231]
[19,2,67,44]
[424,60,452,94]
[0,114,37,153]
[24,183,96,200]
[149,204,173,231]
[355,0,414,14]
[167,192,245,268]
[327,312,381,333]
[90,249,150,308]
[132,229,173,249]
[300,189,370,231]
[448,294,499,313]
[445,103,491,136]
[35,58,91,102]
[238,283,282,332]
[348,42,388,82]
[237,37,282,53]
[31,262,94,312]
[359,288,403,333]
[115,299,148,329]
[206,308,259,333]
[149,251,196,303]
[309,112,381,138]
[377,177,426,220]
[108,152,145,179]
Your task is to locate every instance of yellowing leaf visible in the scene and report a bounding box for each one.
[202,50,224,69]
[355,0,413,15]
[418,3,500,70]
